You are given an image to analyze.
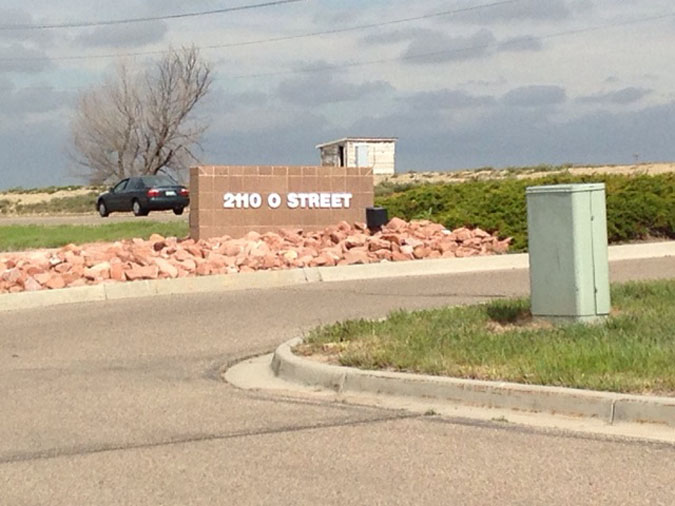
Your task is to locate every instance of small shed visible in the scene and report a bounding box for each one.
[316,137,397,176]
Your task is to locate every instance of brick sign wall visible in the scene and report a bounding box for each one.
[189,165,374,240]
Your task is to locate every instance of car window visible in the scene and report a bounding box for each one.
[129,178,145,190]
[113,179,128,193]
[141,175,179,187]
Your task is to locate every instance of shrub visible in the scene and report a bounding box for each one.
[375,173,675,251]
[14,193,99,215]
[0,199,13,214]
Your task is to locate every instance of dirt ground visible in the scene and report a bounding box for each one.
[375,162,675,185]
[0,187,98,205]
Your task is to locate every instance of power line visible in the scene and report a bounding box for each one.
[3,10,674,92]
[0,0,522,63]
[230,12,675,79]
[0,0,305,31]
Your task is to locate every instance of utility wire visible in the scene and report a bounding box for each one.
[230,12,675,79]
[0,0,521,62]
[0,0,304,31]
[3,11,674,92]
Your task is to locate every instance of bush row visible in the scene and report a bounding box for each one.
[375,173,675,251]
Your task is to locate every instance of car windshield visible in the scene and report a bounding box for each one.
[140,175,179,187]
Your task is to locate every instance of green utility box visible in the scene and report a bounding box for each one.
[526,183,610,324]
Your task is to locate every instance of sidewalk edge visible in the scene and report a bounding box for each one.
[271,339,675,427]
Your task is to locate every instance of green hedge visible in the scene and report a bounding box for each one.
[375,173,675,251]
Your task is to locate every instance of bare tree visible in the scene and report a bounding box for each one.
[71,46,211,184]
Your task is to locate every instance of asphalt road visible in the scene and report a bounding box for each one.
[0,212,188,226]
[1,259,674,505]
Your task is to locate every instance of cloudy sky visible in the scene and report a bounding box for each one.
[2,0,675,189]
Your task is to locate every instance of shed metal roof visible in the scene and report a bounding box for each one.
[315,137,397,149]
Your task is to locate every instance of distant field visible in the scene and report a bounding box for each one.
[0,222,189,252]
[0,186,102,216]
[2,162,674,216]
[374,161,675,190]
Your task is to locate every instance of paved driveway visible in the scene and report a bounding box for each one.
[1,259,674,505]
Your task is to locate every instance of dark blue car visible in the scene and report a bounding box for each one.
[96,175,190,217]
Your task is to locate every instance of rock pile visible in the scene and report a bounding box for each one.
[0,219,510,293]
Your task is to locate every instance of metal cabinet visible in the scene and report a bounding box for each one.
[526,183,610,324]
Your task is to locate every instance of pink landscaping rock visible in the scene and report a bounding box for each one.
[342,250,371,265]
[0,220,510,294]
[45,274,67,290]
[110,262,125,282]
[155,258,179,279]
[24,276,42,292]
[185,244,203,258]
[244,231,262,242]
[219,241,242,257]
[344,234,368,249]
[195,263,212,276]
[125,265,159,281]
[2,268,23,286]
[84,262,111,281]
[453,227,473,242]
[400,245,414,256]
[384,217,407,231]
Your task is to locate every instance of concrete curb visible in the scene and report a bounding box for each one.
[1,241,673,312]
[271,338,675,427]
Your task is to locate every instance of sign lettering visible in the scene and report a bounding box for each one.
[223,192,352,210]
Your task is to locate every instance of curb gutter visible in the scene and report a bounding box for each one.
[1,241,673,312]
[271,338,675,427]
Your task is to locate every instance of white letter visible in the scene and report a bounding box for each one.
[342,193,353,208]
[320,193,331,208]
[268,192,282,209]
[249,193,262,209]
[297,193,310,208]
[330,193,342,208]
[308,193,320,208]
[287,192,299,209]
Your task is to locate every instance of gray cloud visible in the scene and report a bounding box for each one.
[576,87,652,105]
[0,8,54,47]
[278,73,394,106]
[0,44,52,74]
[360,27,430,46]
[203,111,338,166]
[203,87,269,113]
[0,118,73,189]
[0,86,74,116]
[452,0,572,24]
[499,36,543,52]
[364,28,543,64]
[502,85,567,107]
[403,89,496,110]
[75,20,167,48]
[402,29,496,63]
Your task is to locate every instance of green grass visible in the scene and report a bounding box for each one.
[0,222,189,251]
[299,280,675,395]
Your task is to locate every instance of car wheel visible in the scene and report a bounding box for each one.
[98,201,109,217]
[173,207,184,216]
[132,199,146,217]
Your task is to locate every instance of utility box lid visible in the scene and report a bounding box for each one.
[526,183,605,195]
